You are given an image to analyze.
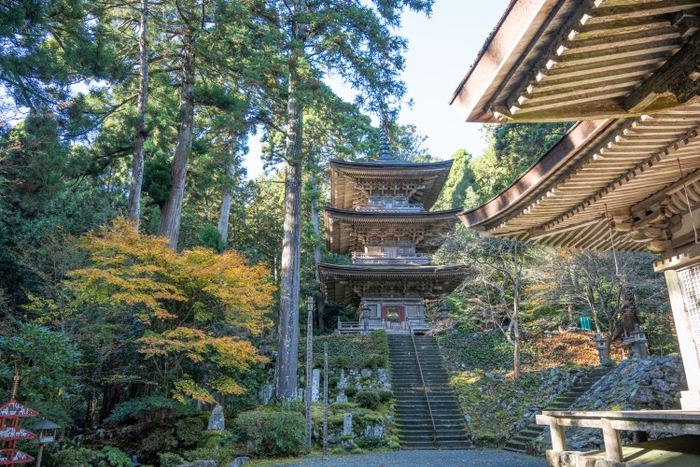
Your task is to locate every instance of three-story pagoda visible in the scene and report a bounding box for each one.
[317,151,469,331]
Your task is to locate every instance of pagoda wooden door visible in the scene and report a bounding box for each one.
[398,306,405,323]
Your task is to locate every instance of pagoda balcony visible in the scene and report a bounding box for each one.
[356,204,424,213]
[351,252,430,266]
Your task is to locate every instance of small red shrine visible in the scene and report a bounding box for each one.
[0,400,38,466]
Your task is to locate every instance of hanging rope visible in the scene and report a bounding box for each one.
[677,158,700,244]
[605,204,620,277]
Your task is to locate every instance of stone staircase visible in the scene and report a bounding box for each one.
[504,366,612,454]
[388,334,471,449]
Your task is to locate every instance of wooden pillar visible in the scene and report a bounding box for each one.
[601,418,622,462]
[664,268,700,410]
[549,420,566,453]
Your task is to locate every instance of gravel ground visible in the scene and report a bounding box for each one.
[272,450,547,467]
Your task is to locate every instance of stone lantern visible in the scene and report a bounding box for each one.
[362,303,370,333]
[594,333,609,365]
[31,419,60,467]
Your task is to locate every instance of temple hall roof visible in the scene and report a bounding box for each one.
[329,159,453,211]
[317,263,470,306]
[451,0,700,123]
[459,103,700,254]
[324,207,462,255]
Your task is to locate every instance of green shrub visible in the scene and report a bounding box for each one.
[331,446,345,455]
[350,447,363,454]
[98,446,132,467]
[345,386,358,397]
[235,410,305,457]
[378,390,393,403]
[356,391,380,410]
[176,416,207,447]
[104,396,197,424]
[47,448,96,467]
[358,436,382,449]
[182,447,240,466]
[47,447,131,467]
[158,453,184,467]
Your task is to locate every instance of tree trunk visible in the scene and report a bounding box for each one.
[217,137,238,248]
[310,172,325,330]
[275,76,304,405]
[127,0,149,229]
[158,36,195,250]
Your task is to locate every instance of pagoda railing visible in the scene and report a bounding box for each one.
[351,253,430,266]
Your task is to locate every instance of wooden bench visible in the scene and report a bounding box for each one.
[536,410,700,462]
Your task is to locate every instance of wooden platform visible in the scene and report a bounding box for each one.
[537,410,700,462]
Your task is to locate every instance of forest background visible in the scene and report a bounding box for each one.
[0,0,677,463]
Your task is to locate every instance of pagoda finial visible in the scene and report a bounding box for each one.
[10,371,20,400]
[378,106,393,161]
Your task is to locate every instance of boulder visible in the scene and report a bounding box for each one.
[207,405,225,431]
[229,458,250,467]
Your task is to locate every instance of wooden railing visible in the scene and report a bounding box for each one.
[536,410,700,462]
[409,323,437,444]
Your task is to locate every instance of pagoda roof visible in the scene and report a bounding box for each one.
[0,401,39,418]
[450,0,700,123]
[329,159,453,211]
[317,263,470,306]
[459,102,700,259]
[324,207,462,254]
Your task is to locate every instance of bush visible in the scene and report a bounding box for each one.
[356,391,380,410]
[104,396,197,424]
[235,410,305,457]
[378,390,393,403]
[176,416,207,447]
[47,447,131,467]
[158,453,184,467]
[345,386,358,398]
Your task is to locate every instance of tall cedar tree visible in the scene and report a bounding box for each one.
[258,0,434,404]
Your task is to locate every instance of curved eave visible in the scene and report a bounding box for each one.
[451,0,700,123]
[459,103,700,253]
[450,0,563,122]
[329,159,454,211]
[317,263,470,305]
[459,119,612,228]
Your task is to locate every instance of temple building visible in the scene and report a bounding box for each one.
[452,0,700,464]
[317,154,469,331]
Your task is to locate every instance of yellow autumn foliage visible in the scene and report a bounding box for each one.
[66,218,275,402]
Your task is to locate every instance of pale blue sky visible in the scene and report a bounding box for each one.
[243,0,512,178]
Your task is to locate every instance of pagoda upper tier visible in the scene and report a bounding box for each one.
[329,158,453,212]
[324,207,462,265]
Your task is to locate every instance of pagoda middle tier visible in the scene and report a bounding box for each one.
[324,207,462,265]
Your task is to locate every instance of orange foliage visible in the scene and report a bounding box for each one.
[528,330,623,370]
[67,219,275,402]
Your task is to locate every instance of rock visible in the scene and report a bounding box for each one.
[207,405,226,431]
[338,370,348,389]
[96,429,105,439]
[377,369,390,384]
[361,369,372,378]
[229,457,250,467]
[651,378,671,393]
[630,386,653,404]
[258,385,273,405]
[190,461,218,467]
[327,432,341,444]
[363,424,384,439]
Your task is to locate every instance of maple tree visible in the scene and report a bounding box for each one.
[63,219,274,403]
